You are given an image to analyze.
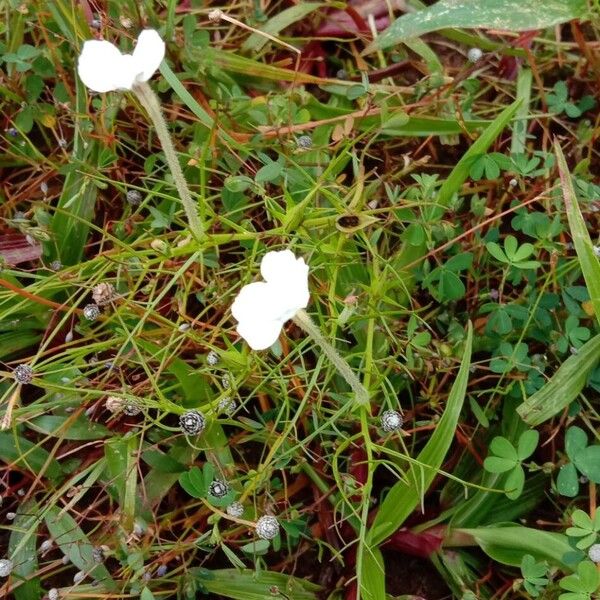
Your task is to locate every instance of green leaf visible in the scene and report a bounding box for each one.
[486,241,509,263]
[557,462,580,497]
[576,446,600,483]
[566,426,589,460]
[359,547,386,600]
[9,500,42,600]
[141,450,186,473]
[490,436,518,460]
[504,465,525,499]
[556,141,600,327]
[192,568,321,600]
[45,505,117,591]
[367,322,472,546]
[517,333,600,425]
[0,432,62,483]
[484,456,516,473]
[27,414,110,440]
[365,0,587,53]
[457,525,575,570]
[255,161,283,184]
[517,430,539,460]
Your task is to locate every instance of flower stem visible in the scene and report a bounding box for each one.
[293,308,370,407]
[133,81,203,240]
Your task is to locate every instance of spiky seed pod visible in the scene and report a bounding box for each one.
[179,410,206,435]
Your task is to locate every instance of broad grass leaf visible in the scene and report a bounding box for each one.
[457,525,576,570]
[517,333,600,425]
[192,568,321,600]
[45,506,117,591]
[27,414,110,440]
[365,0,587,54]
[0,432,62,483]
[9,500,42,600]
[367,322,472,546]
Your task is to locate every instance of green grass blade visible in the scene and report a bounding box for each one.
[367,322,473,546]
[359,547,386,600]
[241,3,323,53]
[517,332,600,425]
[365,0,587,54]
[511,68,532,155]
[556,140,600,326]
[0,432,62,483]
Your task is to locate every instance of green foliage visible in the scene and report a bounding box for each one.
[559,561,600,599]
[557,427,600,497]
[547,81,596,118]
[520,554,549,597]
[566,510,600,550]
[484,430,539,499]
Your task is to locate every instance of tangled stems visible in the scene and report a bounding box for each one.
[133,81,204,241]
[292,308,370,407]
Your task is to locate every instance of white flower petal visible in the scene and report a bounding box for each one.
[132,29,165,82]
[231,282,275,324]
[231,251,311,350]
[236,318,283,350]
[77,40,126,92]
[260,250,304,284]
[77,30,165,93]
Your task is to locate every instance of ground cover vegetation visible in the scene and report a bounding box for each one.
[1,1,600,599]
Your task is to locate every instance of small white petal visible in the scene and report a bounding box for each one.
[132,29,165,82]
[78,40,125,92]
[237,318,283,350]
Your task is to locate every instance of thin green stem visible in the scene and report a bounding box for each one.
[293,308,370,407]
[133,81,203,240]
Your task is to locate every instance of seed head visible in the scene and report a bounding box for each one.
[179,410,206,435]
[105,396,123,413]
[82,303,101,321]
[126,190,143,206]
[92,282,115,305]
[588,543,600,563]
[0,559,13,577]
[123,402,142,416]
[208,9,223,22]
[381,410,404,433]
[208,479,230,498]
[206,351,219,366]
[296,135,313,149]
[226,501,244,518]
[49,260,62,271]
[593,246,600,258]
[255,515,279,540]
[218,396,237,416]
[156,565,168,577]
[73,570,85,584]
[48,589,59,600]
[92,546,104,563]
[13,363,34,384]
[467,47,483,63]
[39,539,53,554]
[221,373,231,389]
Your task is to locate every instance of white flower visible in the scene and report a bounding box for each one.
[231,250,309,350]
[78,29,165,93]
